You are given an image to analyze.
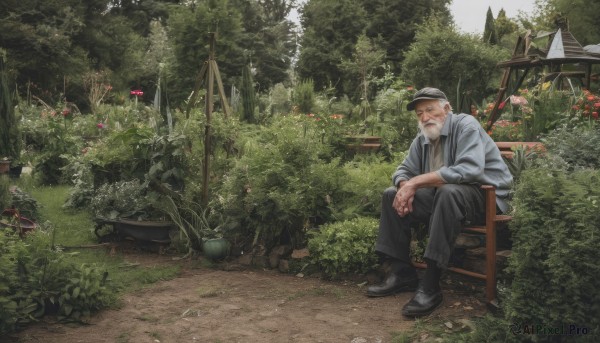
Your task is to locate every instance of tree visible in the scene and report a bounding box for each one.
[482,6,498,45]
[168,0,245,105]
[296,0,452,99]
[340,34,385,118]
[401,16,509,111]
[233,0,297,91]
[0,51,21,162]
[495,8,518,44]
[361,0,452,74]
[550,0,600,46]
[240,62,256,123]
[0,0,90,103]
[296,0,368,96]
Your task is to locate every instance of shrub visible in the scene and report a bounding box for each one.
[333,155,400,221]
[505,168,600,339]
[307,217,379,279]
[213,115,344,249]
[292,79,315,114]
[90,179,152,219]
[0,230,113,335]
[541,124,600,170]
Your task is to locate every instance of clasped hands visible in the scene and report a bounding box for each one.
[393,181,416,217]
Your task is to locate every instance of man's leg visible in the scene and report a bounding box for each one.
[368,186,435,297]
[402,184,485,317]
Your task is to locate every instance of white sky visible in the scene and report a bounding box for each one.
[288,0,539,34]
[451,0,538,34]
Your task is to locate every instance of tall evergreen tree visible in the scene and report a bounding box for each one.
[0,51,21,162]
[495,8,518,44]
[296,0,368,97]
[168,0,245,105]
[233,0,297,91]
[240,62,256,123]
[361,0,452,73]
[296,0,452,98]
[482,6,498,45]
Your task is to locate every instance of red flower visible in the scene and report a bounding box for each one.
[498,101,506,110]
[572,105,580,111]
[61,109,70,117]
[97,122,106,129]
[593,112,599,119]
[130,90,144,96]
[594,102,600,108]
[587,95,595,101]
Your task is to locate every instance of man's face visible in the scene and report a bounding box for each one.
[415,99,449,141]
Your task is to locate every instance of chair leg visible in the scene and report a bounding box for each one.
[485,222,497,303]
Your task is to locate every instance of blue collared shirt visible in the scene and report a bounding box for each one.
[392,112,513,213]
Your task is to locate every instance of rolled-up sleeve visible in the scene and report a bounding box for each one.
[437,126,484,184]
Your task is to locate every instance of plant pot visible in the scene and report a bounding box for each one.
[114,219,175,243]
[202,238,230,260]
[1,208,37,236]
[0,160,10,174]
[8,165,22,179]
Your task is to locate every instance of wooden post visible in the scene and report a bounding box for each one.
[184,33,232,207]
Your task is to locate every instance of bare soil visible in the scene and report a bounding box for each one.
[8,253,488,343]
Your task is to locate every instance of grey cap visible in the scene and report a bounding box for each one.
[406,87,448,111]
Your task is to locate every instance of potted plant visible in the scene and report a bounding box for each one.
[0,50,22,173]
[160,196,230,260]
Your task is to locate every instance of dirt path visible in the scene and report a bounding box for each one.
[10,254,487,343]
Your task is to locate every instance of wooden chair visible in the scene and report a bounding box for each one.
[413,185,511,305]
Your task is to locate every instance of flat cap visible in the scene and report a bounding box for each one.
[406,87,448,111]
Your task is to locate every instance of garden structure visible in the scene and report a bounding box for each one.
[487,22,600,131]
[186,32,231,207]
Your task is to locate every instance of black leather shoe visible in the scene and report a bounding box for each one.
[366,273,418,297]
[401,287,443,317]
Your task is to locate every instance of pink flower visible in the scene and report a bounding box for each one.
[498,101,507,110]
[61,109,70,117]
[130,90,144,96]
[510,95,528,106]
[97,122,106,129]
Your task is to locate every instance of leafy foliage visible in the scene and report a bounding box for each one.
[506,168,600,339]
[402,16,509,111]
[213,115,345,249]
[307,217,379,278]
[0,51,22,162]
[0,230,113,335]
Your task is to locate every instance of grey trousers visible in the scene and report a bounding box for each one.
[375,184,486,268]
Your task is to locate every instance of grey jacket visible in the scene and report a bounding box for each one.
[392,112,513,213]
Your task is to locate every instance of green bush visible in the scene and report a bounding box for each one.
[0,230,113,334]
[541,124,600,170]
[333,155,400,220]
[292,79,316,114]
[213,115,345,249]
[307,217,379,279]
[505,168,600,340]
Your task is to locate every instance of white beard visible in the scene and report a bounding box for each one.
[418,120,443,141]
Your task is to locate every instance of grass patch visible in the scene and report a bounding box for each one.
[17,181,182,302]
